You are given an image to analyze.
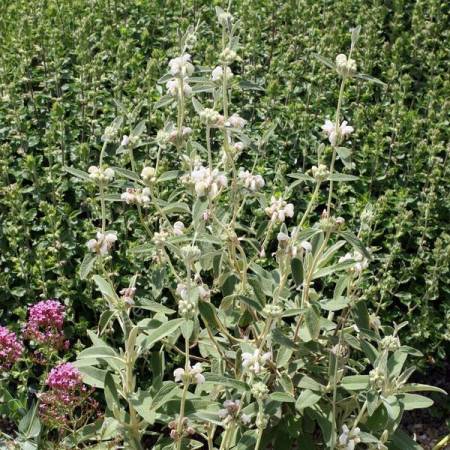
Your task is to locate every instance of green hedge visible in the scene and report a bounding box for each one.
[0,0,448,362]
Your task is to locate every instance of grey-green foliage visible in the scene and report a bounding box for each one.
[56,9,445,450]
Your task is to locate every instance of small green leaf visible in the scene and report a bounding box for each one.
[64,166,91,181]
[80,253,97,280]
[140,319,184,351]
[295,389,321,410]
[270,392,295,403]
[397,393,434,410]
[341,375,370,391]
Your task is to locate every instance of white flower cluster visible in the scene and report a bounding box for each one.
[250,382,269,401]
[156,126,193,147]
[265,197,294,223]
[199,108,224,127]
[380,335,400,352]
[311,164,330,181]
[102,125,119,143]
[88,166,115,183]
[220,48,238,65]
[218,400,251,426]
[338,425,361,450]
[120,187,151,207]
[277,231,313,259]
[141,166,157,184]
[238,169,265,192]
[322,119,354,147]
[339,250,368,274]
[173,362,205,385]
[87,231,117,256]
[336,54,357,77]
[173,221,185,236]
[242,348,272,375]
[217,11,233,26]
[166,78,192,97]
[211,66,233,81]
[225,113,246,129]
[168,54,194,77]
[121,134,140,147]
[188,165,228,198]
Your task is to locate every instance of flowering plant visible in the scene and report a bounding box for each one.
[62,8,445,450]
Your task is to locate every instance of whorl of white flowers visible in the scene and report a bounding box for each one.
[300,240,313,252]
[88,166,115,184]
[168,53,194,77]
[311,164,330,181]
[242,348,272,375]
[322,119,354,147]
[339,250,368,274]
[218,400,250,426]
[152,230,169,247]
[86,231,117,256]
[369,367,385,390]
[265,196,294,223]
[217,11,233,26]
[188,165,228,198]
[168,126,192,143]
[220,47,238,65]
[380,335,400,352]
[338,424,361,450]
[102,125,119,143]
[238,169,265,192]
[166,78,192,97]
[120,187,151,207]
[250,382,269,401]
[211,66,233,81]
[199,108,224,127]
[141,166,157,184]
[225,113,246,129]
[173,362,205,385]
[263,304,283,319]
[336,54,357,78]
[180,245,201,263]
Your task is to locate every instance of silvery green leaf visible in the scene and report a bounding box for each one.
[313,53,335,69]
[191,97,204,113]
[351,25,362,46]
[133,299,175,315]
[328,173,359,181]
[270,392,295,403]
[157,170,180,183]
[18,402,41,439]
[399,383,447,395]
[319,296,350,311]
[304,305,321,340]
[203,374,250,392]
[295,389,321,410]
[80,253,96,280]
[140,318,184,351]
[339,231,371,260]
[113,167,141,183]
[154,95,175,109]
[131,120,146,137]
[287,172,315,182]
[93,275,118,302]
[355,72,387,86]
[341,375,370,391]
[64,166,91,181]
[397,393,433,410]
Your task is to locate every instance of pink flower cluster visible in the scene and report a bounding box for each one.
[46,362,83,392]
[24,300,68,350]
[39,362,98,429]
[0,326,23,370]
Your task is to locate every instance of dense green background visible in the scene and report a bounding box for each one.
[0,0,448,370]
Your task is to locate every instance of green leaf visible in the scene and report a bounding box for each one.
[154,95,175,109]
[270,392,295,403]
[295,389,321,410]
[76,366,107,388]
[291,258,303,287]
[157,170,180,183]
[18,401,41,439]
[198,300,222,332]
[204,374,250,392]
[341,375,370,391]
[339,231,371,260]
[104,372,121,413]
[152,382,179,410]
[312,53,335,69]
[389,428,423,450]
[355,73,387,87]
[140,319,184,351]
[113,167,141,182]
[304,305,321,340]
[80,253,97,280]
[64,166,91,181]
[328,173,358,181]
[298,376,323,392]
[92,275,117,302]
[319,296,350,311]
[133,299,176,315]
[397,393,433,410]
[399,383,447,395]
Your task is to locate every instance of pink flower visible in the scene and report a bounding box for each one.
[0,326,23,370]
[24,300,68,349]
[46,363,82,391]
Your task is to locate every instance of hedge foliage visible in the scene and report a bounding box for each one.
[0,0,448,365]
